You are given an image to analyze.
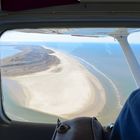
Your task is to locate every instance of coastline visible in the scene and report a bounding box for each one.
[2,47,106,120]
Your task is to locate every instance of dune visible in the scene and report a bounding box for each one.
[4,48,106,120]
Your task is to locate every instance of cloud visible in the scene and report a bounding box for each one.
[1,31,117,43]
[1,30,140,44]
[128,32,140,44]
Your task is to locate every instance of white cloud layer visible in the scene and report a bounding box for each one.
[0,31,117,43]
[1,30,140,44]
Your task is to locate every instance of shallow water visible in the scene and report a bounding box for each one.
[1,42,139,125]
[0,45,21,59]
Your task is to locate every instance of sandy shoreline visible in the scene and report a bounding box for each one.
[3,47,106,119]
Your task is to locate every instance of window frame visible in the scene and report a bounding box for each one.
[0,2,140,125]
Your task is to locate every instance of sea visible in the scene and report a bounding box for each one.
[0,42,140,124]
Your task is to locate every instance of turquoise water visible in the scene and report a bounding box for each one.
[1,42,139,124]
[0,46,21,59]
[1,42,139,102]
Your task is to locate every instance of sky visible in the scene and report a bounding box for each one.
[0,29,140,44]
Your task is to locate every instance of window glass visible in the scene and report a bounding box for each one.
[0,28,138,125]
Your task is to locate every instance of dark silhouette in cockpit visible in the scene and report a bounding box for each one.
[110,89,140,140]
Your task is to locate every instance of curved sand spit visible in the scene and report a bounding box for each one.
[5,47,106,119]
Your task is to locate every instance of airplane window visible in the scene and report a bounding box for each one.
[0,28,139,125]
